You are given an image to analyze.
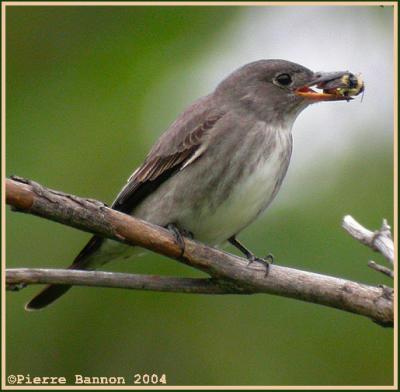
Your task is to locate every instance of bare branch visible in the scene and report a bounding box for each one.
[6,177,394,327]
[6,268,245,294]
[367,261,394,279]
[342,215,394,264]
[342,215,394,282]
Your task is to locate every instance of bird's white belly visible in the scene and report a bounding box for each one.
[181,135,291,244]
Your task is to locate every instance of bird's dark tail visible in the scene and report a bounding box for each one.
[25,284,73,311]
[25,235,104,311]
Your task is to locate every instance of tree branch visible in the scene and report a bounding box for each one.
[6,268,243,294]
[342,215,394,264]
[5,177,393,327]
[367,261,394,279]
[342,215,394,279]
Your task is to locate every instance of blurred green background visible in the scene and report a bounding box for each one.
[6,5,394,386]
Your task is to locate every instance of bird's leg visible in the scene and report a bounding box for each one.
[228,236,272,276]
[166,223,193,258]
[265,253,275,264]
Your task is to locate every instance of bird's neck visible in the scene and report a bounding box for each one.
[215,95,307,130]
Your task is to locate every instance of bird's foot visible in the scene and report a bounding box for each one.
[228,236,273,277]
[246,254,271,277]
[166,223,193,258]
[265,253,275,264]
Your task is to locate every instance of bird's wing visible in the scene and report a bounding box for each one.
[112,110,225,213]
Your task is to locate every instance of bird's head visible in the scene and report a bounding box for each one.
[215,59,364,125]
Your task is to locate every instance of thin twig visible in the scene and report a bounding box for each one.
[6,268,246,294]
[5,177,394,327]
[367,261,394,279]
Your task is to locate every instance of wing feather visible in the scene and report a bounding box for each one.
[112,112,224,212]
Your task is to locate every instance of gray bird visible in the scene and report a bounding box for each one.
[26,59,363,310]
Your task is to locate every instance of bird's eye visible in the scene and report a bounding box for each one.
[275,73,293,86]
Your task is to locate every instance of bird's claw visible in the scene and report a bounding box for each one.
[246,255,271,277]
[265,253,275,264]
[166,224,193,259]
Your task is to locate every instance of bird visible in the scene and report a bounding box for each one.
[26,59,363,310]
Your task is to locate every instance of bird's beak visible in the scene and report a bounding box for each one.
[295,71,364,102]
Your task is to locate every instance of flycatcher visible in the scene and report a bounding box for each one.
[26,59,364,310]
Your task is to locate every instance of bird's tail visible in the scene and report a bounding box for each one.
[25,283,73,311]
[25,235,104,311]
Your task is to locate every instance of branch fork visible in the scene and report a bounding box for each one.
[342,215,394,279]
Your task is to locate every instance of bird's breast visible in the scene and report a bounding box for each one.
[188,123,293,243]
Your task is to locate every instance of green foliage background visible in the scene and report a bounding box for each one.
[6,5,394,386]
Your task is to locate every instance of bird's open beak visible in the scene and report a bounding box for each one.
[295,71,364,102]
